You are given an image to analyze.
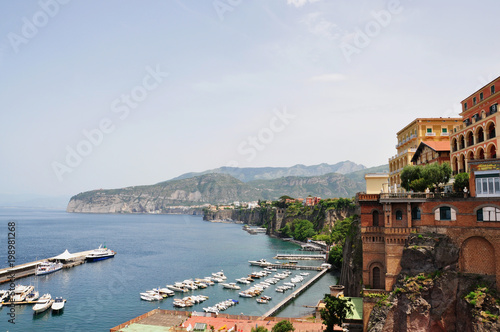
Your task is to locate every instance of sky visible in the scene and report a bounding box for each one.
[1,0,500,200]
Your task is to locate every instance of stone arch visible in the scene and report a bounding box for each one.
[452,156,458,173]
[369,262,385,290]
[476,146,485,160]
[466,130,474,147]
[459,153,466,173]
[476,126,485,143]
[486,121,496,140]
[372,210,380,227]
[487,143,497,159]
[467,150,474,163]
[451,137,458,152]
[459,236,496,275]
[459,134,465,150]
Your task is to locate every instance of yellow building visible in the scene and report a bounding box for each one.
[389,118,461,189]
[364,173,389,194]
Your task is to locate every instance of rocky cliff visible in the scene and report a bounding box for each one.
[367,233,500,332]
[339,216,363,297]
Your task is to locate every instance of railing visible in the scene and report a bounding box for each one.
[441,132,450,136]
[361,226,384,233]
[384,227,413,234]
[380,192,466,200]
[425,132,436,136]
[358,194,380,201]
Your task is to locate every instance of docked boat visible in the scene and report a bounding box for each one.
[36,261,63,276]
[222,283,241,290]
[140,294,155,301]
[256,297,269,304]
[51,297,65,311]
[166,284,189,293]
[248,259,272,266]
[86,244,116,262]
[33,294,53,314]
[26,291,40,302]
[12,285,34,302]
[212,271,227,280]
[236,278,250,284]
[158,288,175,297]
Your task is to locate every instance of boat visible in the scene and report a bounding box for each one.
[222,283,241,290]
[236,278,250,284]
[33,294,53,314]
[256,297,269,304]
[86,244,116,262]
[12,285,34,302]
[140,294,155,301]
[51,297,65,311]
[248,259,272,266]
[212,271,227,280]
[35,261,63,276]
[166,284,189,293]
[158,288,175,297]
[26,291,40,302]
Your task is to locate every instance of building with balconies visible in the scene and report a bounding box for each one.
[389,118,461,189]
[410,141,451,166]
[450,76,500,174]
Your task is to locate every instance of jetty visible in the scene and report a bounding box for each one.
[260,268,329,319]
[0,250,94,284]
[274,253,326,260]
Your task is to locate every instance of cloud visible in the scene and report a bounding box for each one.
[300,12,345,40]
[309,73,347,82]
[287,0,321,8]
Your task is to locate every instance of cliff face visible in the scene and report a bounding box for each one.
[203,208,274,227]
[367,234,500,332]
[339,216,363,297]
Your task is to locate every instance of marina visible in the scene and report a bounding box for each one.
[0,210,338,332]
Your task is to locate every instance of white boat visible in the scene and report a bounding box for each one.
[212,271,227,280]
[0,290,10,303]
[86,244,116,262]
[300,272,310,276]
[222,283,241,290]
[26,291,40,302]
[36,261,63,276]
[158,288,174,297]
[140,294,155,301]
[238,292,253,298]
[249,259,272,266]
[33,294,53,314]
[256,297,269,304]
[12,285,34,302]
[236,278,250,284]
[166,284,188,293]
[51,297,65,311]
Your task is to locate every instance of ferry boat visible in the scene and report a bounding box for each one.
[35,261,63,276]
[86,245,116,262]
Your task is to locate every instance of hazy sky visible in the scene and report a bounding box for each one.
[1,0,500,197]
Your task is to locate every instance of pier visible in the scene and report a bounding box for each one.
[265,264,324,271]
[260,268,329,319]
[0,250,93,284]
[274,254,326,260]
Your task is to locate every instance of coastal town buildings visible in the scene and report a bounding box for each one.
[410,141,451,167]
[450,76,500,174]
[388,118,460,190]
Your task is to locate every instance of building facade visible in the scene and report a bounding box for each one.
[450,76,500,174]
[410,141,451,166]
[389,118,460,190]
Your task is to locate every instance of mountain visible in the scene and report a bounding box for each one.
[67,164,389,213]
[172,161,366,182]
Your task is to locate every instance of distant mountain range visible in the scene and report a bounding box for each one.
[66,162,389,213]
[172,161,366,182]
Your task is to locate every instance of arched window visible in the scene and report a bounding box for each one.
[477,127,485,143]
[466,131,474,147]
[372,210,379,227]
[477,207,500,221]
[372,267,381,289]
[395,210,403,220]
[487,123,496,140]
[412,207,421,220]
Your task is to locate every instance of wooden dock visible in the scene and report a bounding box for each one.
[260,268,329,319]
[274,254,326,260]
[0,250,93,284]
[266,264,323,271]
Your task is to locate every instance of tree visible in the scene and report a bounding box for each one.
[292,219,316,242]
[251,326,269,332]
[271,320,295,332]
[453,172,470,192]
[320,294,354,332]
[279,223,292,238]
[327,244,343,267]
[423,162,451,190]
[400,165,423,191]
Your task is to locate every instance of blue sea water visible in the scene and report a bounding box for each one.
[0,209,337,331]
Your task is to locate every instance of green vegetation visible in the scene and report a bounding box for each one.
[271,320,295,332]
[320,294,354,331]
[291,219,316,242]
[251,327,269,332]
[453,172,470,192]
[400,162,452,192]
[326,216,355,267]
[464,285,500,322]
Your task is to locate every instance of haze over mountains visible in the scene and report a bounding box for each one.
[66,162,389,213]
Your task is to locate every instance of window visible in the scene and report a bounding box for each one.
[477,207,500,222]
[395,210,403,220]
[480,92,484,101]
[464,102,468,111]
[412,207,421,220]
[492,85,496,95]
[440,207,451,220]
[427,128,432,133]
[442,127,447,133]
[473,97,477,105]
[475,172,500,197]
[490,104,497,114]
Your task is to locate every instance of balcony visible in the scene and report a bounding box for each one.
[358,194,380,201]
[425,132,436,136]
[361,226,384,233]
[441,132,450,136]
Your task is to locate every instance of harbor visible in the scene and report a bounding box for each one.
[0,250,94,284]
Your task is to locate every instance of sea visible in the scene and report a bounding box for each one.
[0,208,338,331]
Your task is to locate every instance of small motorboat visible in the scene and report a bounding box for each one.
[256,297,269,304]
[222,283,241,290]
[26,291,40,302]
[33,294,53,314]
[51,297,65,311]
